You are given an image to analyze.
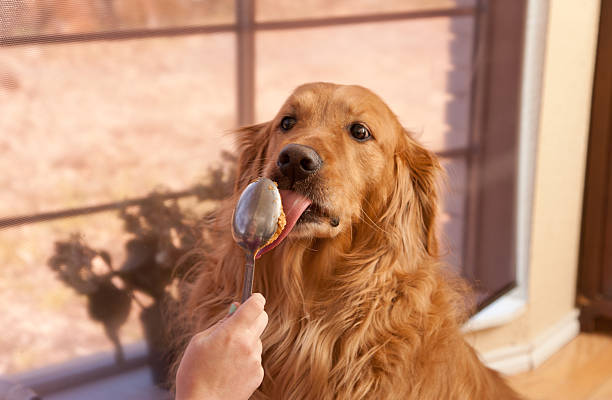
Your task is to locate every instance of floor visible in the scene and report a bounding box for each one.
[508,332,612,400]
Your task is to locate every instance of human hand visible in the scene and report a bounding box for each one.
[175,293,268,400]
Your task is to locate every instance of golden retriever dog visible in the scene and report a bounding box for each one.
[176,82,522,399]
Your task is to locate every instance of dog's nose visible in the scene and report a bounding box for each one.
[277,144,322,181]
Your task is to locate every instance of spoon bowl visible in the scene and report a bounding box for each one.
[231,178,282,302]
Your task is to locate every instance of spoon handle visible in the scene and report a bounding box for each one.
[241,253,256,303]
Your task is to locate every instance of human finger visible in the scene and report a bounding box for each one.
[249,309,268,338]
[254,339,262,362]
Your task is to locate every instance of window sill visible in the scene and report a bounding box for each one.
[462,290,527,333]
[8,341,149,397]
[44,367,170,400]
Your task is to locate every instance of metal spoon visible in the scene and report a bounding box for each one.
[231,177,282,303]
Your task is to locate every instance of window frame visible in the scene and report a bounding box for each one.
[465,0,547,331]
[462,0,527,309]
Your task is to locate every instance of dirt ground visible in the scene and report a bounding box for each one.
[0,1,471,375]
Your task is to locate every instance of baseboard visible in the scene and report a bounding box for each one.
[479,308,580,375]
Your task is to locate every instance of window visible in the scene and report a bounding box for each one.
[0,0,525,395]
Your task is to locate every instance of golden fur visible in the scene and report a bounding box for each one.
[174,83,522,399]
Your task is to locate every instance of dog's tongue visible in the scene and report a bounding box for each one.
[255,190,311,258]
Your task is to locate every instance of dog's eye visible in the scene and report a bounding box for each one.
[349,123,371,142]
[280,116,297,132]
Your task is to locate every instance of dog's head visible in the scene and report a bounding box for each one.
[234,82,441,260]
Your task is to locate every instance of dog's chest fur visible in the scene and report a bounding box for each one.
[250,242,451,400]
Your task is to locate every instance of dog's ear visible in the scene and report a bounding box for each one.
[386,131,442,257]
[233,122,271,193]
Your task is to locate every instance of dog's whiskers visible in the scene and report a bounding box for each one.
[360,197,392,234]
[292,240,319,252]
[357,206,390,235]
[242,156,274,173]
